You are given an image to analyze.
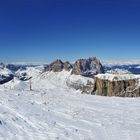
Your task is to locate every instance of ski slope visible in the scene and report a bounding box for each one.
[0,70,140,140]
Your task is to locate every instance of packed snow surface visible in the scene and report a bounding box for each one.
[95,73,140,81]
[0,70,140,140]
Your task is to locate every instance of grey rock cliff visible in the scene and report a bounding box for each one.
[95,76,140,97]
[45,59,72,72]
[71,57,104,77]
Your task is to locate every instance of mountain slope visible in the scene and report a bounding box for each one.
[0,89,140,140]
[0,61,140,140]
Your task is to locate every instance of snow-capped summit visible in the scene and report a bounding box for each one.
[15,66,44,81]
[106,69,132,75]
[0,63,14,84]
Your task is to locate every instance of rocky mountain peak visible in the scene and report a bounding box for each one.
[45,59,72,72]
[63,61,73,71]
[71,57,104,77]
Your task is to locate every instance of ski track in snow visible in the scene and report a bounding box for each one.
[0,89,140,140]
[0,71,139,140]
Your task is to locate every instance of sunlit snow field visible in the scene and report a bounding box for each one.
[0,70,140,140]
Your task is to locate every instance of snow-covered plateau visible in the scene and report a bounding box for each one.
[0,68,140,140]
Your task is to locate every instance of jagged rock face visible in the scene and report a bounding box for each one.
[44,57,104,77]
[45,59,63,72]
[95,77,140,97]
[71,57,104,77]
[63,61,73,71]
[49,59,64,72]
[45,60,72,72]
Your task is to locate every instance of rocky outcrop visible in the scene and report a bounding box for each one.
[95,74,140,97]
[66,80,83,90]
[63,61,73,71]
[45,59,64,72]
[0,74,14,84]
[45,59,72,72]
[71,57,104,77]
[44,57,104,77]
[16,72,31,81]
[66,75,94,91]
[81,80,96,94]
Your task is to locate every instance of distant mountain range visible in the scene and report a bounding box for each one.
[102,61,140,74]
[1,57,140,97]
[4,59,140,75]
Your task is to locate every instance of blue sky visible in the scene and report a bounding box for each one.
[0,0,140,62]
